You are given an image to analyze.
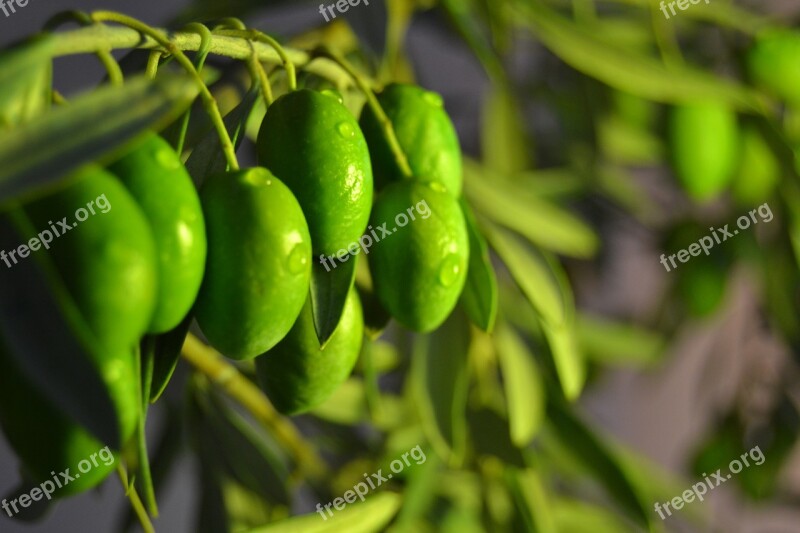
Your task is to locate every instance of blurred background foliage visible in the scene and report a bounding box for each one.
[3,0,800,532]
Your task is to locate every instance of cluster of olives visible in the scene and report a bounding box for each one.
[0,83,469,496]
[668,30,800,204]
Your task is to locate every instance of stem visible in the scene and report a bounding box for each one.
[214,29,297,91]
[90,12,239,171]
[314,46,413,179]
[117,465,155,533]
[136,341,158,517]
[46,23,351,88]
[145,51,161,79]
[180,334,328,480]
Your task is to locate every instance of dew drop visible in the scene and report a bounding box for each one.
[287,243,309,274]
[321,89,344,104]
[154,149,180,169]
[337,121,356,139]
[438,254,461,287]
[423,91,443,108]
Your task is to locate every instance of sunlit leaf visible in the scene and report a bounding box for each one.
[458,199,498,332]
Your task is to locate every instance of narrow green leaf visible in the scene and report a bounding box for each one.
[513,2,767,111]
[551,499,635,533]
[412,311,470,465]
[576,313,664,367]
[542,321,585,401]
[546,399,651,529]
[0,73,198,204]
[0,214,121,447]
[494,323,545,446]
[506,468,557,533]
[484,224,565,327]
[458,199,498,332]
[465,161,599,258]
[244,492,402,533]
[467,407,526,467]
[149,313,193,402]
[184,83,260,188]
[310,255,357,347]
[482,86,532,173]
[0,35,54,129]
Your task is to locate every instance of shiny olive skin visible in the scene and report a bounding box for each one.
[255,287,364,415]
[108,132,207,334]
[194,168,312,360]
[257,89,373,256]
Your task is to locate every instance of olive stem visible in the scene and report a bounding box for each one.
[89,11,240,171]
[313,46,414,179]
[180,334,328,480]
[214,29,298,91]
[136,341,159,517]
[116,465,155,533]
[145,50,162,80]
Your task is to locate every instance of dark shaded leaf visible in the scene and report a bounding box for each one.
[458,199,497,332]
[149,313,193,402]
[310,255,357,347]
[0,214,120,447]
[0,73,198,205]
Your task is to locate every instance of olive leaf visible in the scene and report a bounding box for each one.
[412,310,470,465]
[184,82,261,188]
[513,1,767,111]
[0,215,121,448]
[0,35,54,130]
[310,254,357,347]
[148,313,194,402]
[494,323,545,447]
[481,86,532,174]
[465,160,599,259]
[0,73,199,205]
[546,398,651,529]
[576,313,664,367]
[242,492,402,533]
[506,468,557,533]
[458,199,498,332]
[551,499,636,533]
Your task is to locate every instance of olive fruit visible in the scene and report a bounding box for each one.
[368,180,469,332]
[0,341,125,497]
[255,287,364,415]
[22,166,157,359]
[359,83,463,196]
[108,132,207,334]
[732,126,780,205]
[257,89,373,256]
[668,102,738,201]
[747,30,800,104]
[194,168,312,360]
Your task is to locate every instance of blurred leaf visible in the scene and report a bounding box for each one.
[546,399,651,529]
[0,73,198,205]
[506,468,556,533]
[0,36,53,130]
[310,256,357,347]
[484,224,565,326]
[597,113,663,164]
[575,313,664,367]
[184,82,260,188]
[513,2,767,111]
[465,160,599,258]
[391,452,441,532]
[0,214,121,447]
[494,323,545,446]
[468,407,526,468]
[458,199,498,332]
[245,492,402,533]
[412,311,470,465]
[188,381,291,506]
[541,321,585,402]
[149,313,193,402]
[551,498,635,533]
[481,86,532,174]
[440,0,504,81]
[311,379,369,425]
